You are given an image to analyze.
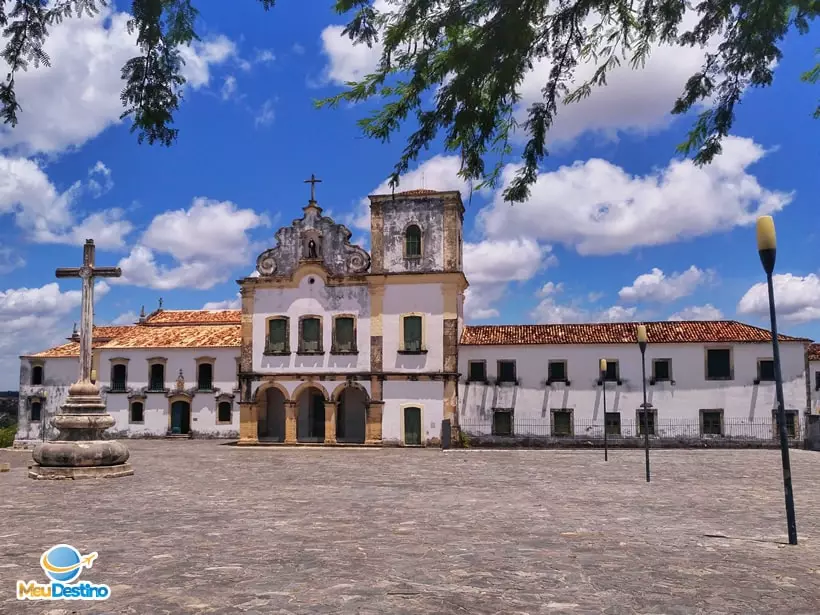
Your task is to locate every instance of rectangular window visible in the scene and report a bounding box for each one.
[31,365,44,386]
[149,364,165,391]
[300,317,321,352]
[773,410,799,439]
[267,318,289,353]
[334,317,355,352]
[603,360,619,382]
[605,412,621,436]
[467,361,487,382]
[706,349,732,380]
[815,371,820,391]
[218,401,232,423]
[497,360,516,384]
[30,400,42,422]
[701,410,723,435]
[652,359,671,382]
[110,364,127,392]
[757,359,775,382]
[403,315,423,352]
[552,409,573,437]
[637,410,656,436]
[492,410,513,436]
[548,361,567,382]
[130,401,144,423]
[197,363,213,390]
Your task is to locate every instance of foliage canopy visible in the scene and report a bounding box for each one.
[1,0,816,201]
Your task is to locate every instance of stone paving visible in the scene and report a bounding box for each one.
[1,441,819,614]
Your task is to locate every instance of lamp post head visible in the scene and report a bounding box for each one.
[637,324,647,353]
[599,358,607,374]
[757,215,777,275]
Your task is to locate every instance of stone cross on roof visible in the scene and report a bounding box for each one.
[304,173,322,203]
[55,239,122,385]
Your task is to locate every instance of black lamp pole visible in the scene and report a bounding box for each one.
[600,359,608,461]
[637,325,650,483]
[757,215,797,546]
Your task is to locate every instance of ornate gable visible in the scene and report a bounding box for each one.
[255,202,370,277]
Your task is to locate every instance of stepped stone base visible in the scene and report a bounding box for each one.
[28,463,133,480]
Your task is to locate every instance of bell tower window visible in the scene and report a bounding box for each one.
[405,224,422,258]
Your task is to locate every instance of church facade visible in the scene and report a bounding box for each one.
[14,188,817,447]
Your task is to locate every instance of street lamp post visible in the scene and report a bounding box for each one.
[756,215,798,545]
[637,325,651,483]
[600,359,608,461]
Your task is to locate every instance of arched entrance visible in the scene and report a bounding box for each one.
[335,384,368,444]
[259,386,287,441]
[170,400,191,435]
[296,385,326,442]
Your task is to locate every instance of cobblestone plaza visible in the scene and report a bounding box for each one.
[2,441,819,614]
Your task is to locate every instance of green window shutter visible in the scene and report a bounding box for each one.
[335,317,354,351]
[268,319,288,352]
[302,318,321,352]
[404,316,422,351]
[405,225,421,257]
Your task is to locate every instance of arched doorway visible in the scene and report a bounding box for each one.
[336,385,368,444]
[296,385,326,442]
[259,386,287,441]
[170,400,191,435]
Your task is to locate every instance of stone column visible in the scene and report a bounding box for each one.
[366,401,384,444]
[443,376,459,443]
[284,401,298,444]
[238,402,258,445]
[324,401,337,444]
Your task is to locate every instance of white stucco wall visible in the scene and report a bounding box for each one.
[382,283,444,372]
[98,347,240,437]
[811,360,820,414]
[458,342,809,436]
[16,357,77,442]
[252,276,371,373]
[382,380,444,445]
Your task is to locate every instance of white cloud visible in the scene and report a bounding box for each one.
[464,239,553,284]
[619,266,712,303]
[292,43,306,55]
[255,99,276,127]
[478,137,792,255]
[0,247,25,274]
[255,49,275,64]
[221,76,238,101]
[348,154,481,231]
[669,304,724,320]
[109,310,139,325]
[202,293,242,310]
[737,273,820,323]
[530,282,639,323]
[320,25,382,84]
[515,12,721,145]
[115,198,267,290]
[0,155,132,248]
[87,161,114,198]
[0,281,111,388]
[464,285,504,321]
[0,6,237,156]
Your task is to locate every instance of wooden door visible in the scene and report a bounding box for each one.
[404,407,422,445]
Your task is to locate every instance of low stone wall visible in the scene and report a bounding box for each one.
[460,434,805,450]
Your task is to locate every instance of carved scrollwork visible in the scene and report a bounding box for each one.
[345,246,371,274]
[256,249,278,276]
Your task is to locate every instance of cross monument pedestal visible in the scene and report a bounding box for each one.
[29,239,133,480]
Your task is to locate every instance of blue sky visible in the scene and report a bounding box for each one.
[0,1,818,388]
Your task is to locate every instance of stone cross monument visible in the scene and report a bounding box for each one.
[30,239,134,480]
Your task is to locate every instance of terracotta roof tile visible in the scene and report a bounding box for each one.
[99,324,240,349]
[144,309,241,325]
[26,325,138,358]
[460,321,811,346]
[808,343,820,361]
